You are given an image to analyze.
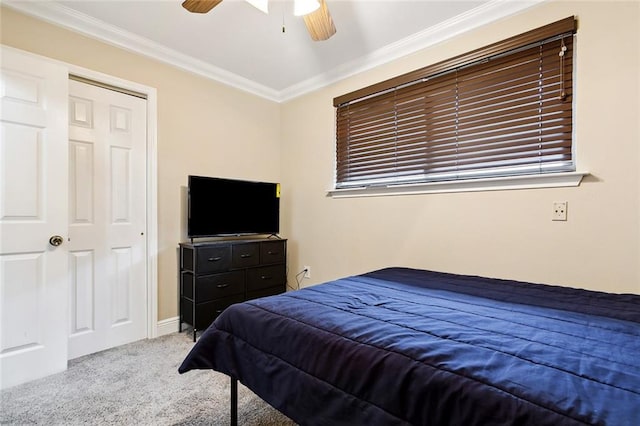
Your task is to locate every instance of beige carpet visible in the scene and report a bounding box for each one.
[0,332,296,425]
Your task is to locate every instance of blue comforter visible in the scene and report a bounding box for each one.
[179,268,640,425]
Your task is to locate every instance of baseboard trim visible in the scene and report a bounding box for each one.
[156,316,180,337]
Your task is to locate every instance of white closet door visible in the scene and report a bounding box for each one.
[0,47,69,389]
[67,80,147,359]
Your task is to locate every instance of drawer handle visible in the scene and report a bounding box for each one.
[240,254,252,259]
[260,275,273,280]
[267,251,279,255]
[208,256,222,262]
[216,283,230,289]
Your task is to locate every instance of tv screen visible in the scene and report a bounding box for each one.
[188,176,280,238]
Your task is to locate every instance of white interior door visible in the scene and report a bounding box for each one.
[67,80,147,360]
[0,47,69,389]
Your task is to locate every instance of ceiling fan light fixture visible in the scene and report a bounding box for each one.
[293,0,320,16]
[246,0,269,14]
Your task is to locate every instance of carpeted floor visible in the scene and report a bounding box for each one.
[0,332,296,425]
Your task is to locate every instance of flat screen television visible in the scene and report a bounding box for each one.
[187,175,280,238]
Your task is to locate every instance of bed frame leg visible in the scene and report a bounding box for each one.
[230,376,238,426]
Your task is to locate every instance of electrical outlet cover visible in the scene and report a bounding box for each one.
[552,202,567,221]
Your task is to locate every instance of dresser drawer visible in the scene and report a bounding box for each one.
[247,285,285,301]
[196,270,244,302]
[232,243,260,268]
[260,240,286,264]
[196,245,231,274]
[247,264,286,291]
[181,294,244,331]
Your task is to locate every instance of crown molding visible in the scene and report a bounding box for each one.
[2,0,282,102]
[278,0,545,102]
[3,0,544,103]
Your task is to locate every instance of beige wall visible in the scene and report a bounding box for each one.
[280,0,640,294]
[1,0,638,328]
[1,7,283,320]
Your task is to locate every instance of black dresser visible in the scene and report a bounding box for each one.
[179,238,286,340]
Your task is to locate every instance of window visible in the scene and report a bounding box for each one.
[334,17,577,191]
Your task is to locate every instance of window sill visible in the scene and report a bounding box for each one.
[327,172,589,198]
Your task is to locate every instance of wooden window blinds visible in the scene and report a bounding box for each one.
[334,17,577,189]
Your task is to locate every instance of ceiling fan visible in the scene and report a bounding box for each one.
[181,0,337,41]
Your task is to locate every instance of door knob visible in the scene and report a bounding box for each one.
[49,235,64,247]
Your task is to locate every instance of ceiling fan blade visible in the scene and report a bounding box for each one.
[303,0,336,41]
[182,0,223,14]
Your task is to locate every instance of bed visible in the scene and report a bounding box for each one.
[178,267,640,425]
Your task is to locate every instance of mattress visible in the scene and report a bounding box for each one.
[179,267,640,425]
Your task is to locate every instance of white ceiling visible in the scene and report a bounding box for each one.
[4,0,543,101]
